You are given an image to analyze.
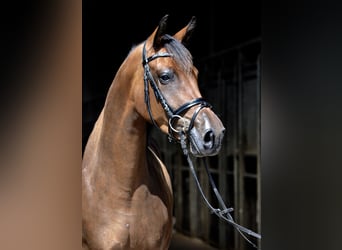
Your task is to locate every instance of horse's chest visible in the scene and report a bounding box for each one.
[129,184,172,232]
[100,186,171,248]
[103,193,172,249]
[129,196,171,247]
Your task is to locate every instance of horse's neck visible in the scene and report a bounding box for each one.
[89,83,148,189]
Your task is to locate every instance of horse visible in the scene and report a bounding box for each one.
[82,14,226,250]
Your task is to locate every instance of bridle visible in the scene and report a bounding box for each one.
[142,41,261,248]
[142,42,212,142]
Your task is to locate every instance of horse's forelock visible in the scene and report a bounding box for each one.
[162,35,193,73]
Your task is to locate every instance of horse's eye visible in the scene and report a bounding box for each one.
[159,72,174,85]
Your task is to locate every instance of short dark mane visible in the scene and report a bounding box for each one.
[162,34,193,73]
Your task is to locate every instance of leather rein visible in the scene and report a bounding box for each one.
[142,42,261,248]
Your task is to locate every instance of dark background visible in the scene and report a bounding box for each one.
[83,1,261,94]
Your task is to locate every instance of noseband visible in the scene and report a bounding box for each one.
[142,42,212,142]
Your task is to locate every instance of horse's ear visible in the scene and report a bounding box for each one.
[173,16,196,46]
[148,14,169,50]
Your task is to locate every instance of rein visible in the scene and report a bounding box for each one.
[142,42,261,248]
[179,133,261,248]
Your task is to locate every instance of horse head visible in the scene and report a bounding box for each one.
[137,14,225,157]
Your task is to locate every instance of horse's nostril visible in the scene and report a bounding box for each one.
[203,130,215,149]
[204,130,213,142]
[221,128,226,135]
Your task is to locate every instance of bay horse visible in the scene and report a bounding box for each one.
[82,15,225,250]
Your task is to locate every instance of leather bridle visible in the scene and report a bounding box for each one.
[142,42,212,142]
